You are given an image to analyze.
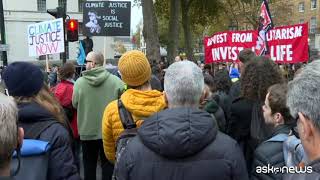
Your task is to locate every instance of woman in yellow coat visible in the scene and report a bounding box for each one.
[102,50,166,163]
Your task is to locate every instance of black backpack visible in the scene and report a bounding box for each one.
[11,120,58,180]
[112,99,137,180]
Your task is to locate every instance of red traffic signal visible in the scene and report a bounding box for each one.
[66,19,79,42]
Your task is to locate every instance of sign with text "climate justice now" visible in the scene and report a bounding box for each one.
[204,23,309,64]
[28,18,65,57]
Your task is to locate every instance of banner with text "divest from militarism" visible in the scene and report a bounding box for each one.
[204,23,309,64]
[83,1,131,36]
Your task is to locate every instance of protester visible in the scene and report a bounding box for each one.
[53,62,80,169]
[285,60,320,179]
[201,74,226,132]
[102,50,166,163]
[73,51,124,180]
[251,83,295,180]
[228,56,284,171]
[48,65,59,87]
[2,62,80,180]
[115,61,249,180]
[229,67,240,83]
[212,69,232,123]
[0,94,23,180]
[229,49,256,101]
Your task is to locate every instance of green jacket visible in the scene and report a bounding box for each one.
[72,66,124,140]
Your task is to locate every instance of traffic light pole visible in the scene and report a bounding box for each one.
[0,0,8,66]
[62,15,67,64]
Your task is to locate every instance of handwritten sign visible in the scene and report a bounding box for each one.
[83,1,131,36]
[28,18,65,57]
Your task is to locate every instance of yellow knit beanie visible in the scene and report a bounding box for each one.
[118,50,151,87]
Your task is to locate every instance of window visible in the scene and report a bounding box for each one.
[311,0,317,9]
[299,19,304,24]
[310,17,317,34]
[298,2,305,12]
[58,0,66,8]
[37,0,46,12]
[78,0,84,12]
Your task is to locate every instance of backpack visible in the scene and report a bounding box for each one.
[112,99,137,180]
[10,120,57,180]
[265,132,307,167]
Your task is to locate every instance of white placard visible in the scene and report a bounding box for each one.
[28,18,65,57]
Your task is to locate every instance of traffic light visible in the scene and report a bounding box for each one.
[66,19,79,42]
[47,7,66,19]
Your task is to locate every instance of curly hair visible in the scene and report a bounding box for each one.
[213,69,232,94]
[241,56,284,102]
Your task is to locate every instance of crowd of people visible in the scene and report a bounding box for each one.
[0,48,319,180]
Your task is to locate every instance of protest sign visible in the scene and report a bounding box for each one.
[204,23,309,64]
[28,18,65,57]
[83,1,131,36]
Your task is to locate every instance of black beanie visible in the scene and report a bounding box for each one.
[2,62,44,97]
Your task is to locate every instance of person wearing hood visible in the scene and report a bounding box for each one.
[102,50,166,163]
[2,62,80,180]
[72,51,124,180]
[115,61,249,180]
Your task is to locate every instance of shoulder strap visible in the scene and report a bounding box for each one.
[117,99,136,130]
[22,120,58,139]
[265,133,289,143]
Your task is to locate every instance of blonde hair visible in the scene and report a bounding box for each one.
[14,85,67,127]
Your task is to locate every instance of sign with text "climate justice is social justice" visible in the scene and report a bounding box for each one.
[204,23,309,64]
[28,18,65,57]
[83,1,131,36]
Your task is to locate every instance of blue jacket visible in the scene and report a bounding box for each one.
[116,108,249,180]
[18,102,80,180]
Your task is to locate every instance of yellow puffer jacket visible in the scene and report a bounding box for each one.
[102,89,166,162]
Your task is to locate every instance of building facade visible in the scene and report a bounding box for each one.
[2,0,115,63]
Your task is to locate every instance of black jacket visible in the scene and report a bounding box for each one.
[18,102,80,180]
[228,97,255,170]
[251,125,291,180]
[116,108,249,180]
[229,81,241,102]
[214,91,232,122]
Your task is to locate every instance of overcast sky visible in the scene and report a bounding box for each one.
[114,0,143,34]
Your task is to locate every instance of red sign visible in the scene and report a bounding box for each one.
[204,23,309,64]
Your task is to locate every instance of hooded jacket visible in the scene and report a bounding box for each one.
[204,99,226,132]
[18,102,80,180]
[73,67,124,140]
[102,89,166,162]
[116,108,249,180]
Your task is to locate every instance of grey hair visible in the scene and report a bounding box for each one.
[0,94,18,167]
[164,61,204,107]
[287,60,320,130]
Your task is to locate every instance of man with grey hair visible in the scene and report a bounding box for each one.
[73,51,124,180]
[115,61,248,180]
[0,94,23,179]
[286,60,320,179]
